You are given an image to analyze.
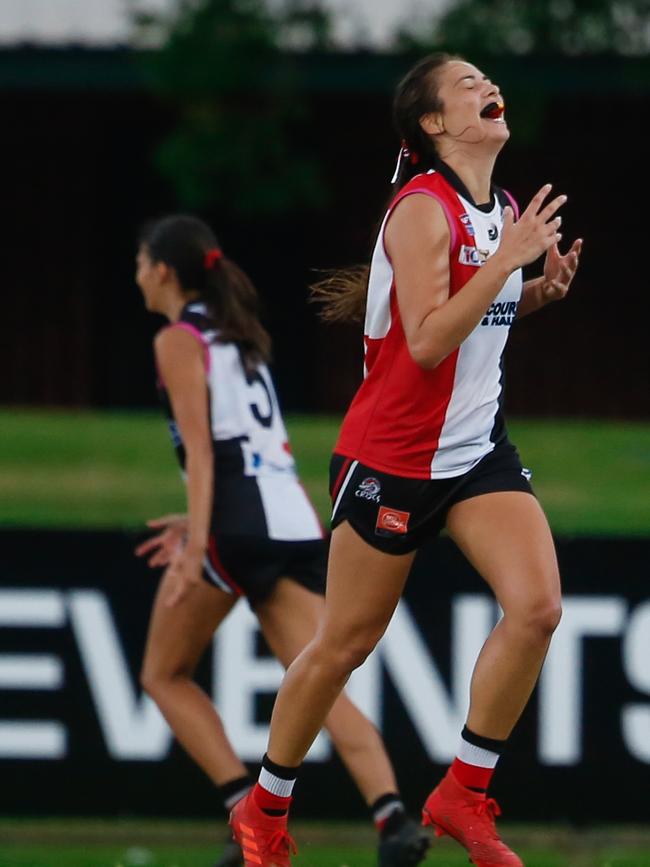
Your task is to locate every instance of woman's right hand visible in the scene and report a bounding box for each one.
[134,514,188,568]
[498,184,567,272]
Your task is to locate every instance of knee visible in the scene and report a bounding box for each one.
[140,660,169,698]
[508,599,562,641]
[311,633,379,678]
[541,601,562,635]
[342,638,378,672]
[528,601,562,638]
[140,659,190,698]
[139,665,158,698]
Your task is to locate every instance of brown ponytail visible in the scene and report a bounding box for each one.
[204,257,271,368]
[310,265,369,324]
[141,214,271,370]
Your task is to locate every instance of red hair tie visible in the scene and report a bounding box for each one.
[204,248,224,269]
[391,139,420,183]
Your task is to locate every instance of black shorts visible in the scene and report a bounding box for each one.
[330,442,534,555]
[202,533,327,607]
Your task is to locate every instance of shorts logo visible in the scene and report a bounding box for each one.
[356,477,381,503]
[376,506,410,535]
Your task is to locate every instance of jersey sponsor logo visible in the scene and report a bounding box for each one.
[521,467,532,481]
[355,477,381,503]
[480,299,519,327]
[459,213,475,236]
[375,506,410,535]
[488,222,499,241]
[459,245,489,267]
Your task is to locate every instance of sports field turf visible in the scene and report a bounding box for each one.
[1,819,650,867]
[0,409,648,535]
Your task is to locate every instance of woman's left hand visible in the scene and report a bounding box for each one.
[164,544,205,608]
[135,514,188,568]
[541,238,583,303]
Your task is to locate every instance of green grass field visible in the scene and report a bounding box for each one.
[0,415,648,864]
[1,819,650,867]
[0,409,648,535]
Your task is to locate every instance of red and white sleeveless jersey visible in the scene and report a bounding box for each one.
[335,165,522,479]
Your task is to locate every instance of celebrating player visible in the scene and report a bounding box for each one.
[230,53,582,867]
[134,214,429,867]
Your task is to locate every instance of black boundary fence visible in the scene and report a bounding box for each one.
[1,530,649,823]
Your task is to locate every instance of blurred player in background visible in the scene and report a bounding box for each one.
[230,54,582,867]
[134,214,429,867]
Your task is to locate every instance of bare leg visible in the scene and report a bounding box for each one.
[265,522,415,767]
[446,491,562,739]
[257,577,397,805]
[140,574,246,785]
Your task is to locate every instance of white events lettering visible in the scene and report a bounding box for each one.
[1,590,649,765]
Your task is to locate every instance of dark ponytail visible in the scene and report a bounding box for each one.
[141,214,271,369]
[311,52,460,323]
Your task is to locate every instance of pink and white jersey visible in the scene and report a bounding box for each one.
[159,303,323,543]
[335,164,522,479]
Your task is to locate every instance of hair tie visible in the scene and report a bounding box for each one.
[390,139,419,184]
[204,248,224,269]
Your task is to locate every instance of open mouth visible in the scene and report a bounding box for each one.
[480,99,505,121]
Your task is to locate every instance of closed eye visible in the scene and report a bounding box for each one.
[455,74,490,89]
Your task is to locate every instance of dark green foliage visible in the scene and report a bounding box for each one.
[133,0,331,214]
[397,0,650,56]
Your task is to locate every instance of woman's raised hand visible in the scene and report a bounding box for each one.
[498,184,567,271]
[541,237,583,303]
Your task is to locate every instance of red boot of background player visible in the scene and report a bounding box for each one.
[229,791,297,867]
[422,768,523,867]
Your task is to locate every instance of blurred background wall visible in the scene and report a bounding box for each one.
[1,0,648,418]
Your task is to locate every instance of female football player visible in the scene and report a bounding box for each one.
[230,53,582,867]
[134,214,429,867]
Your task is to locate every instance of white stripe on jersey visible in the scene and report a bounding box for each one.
[366,213,394,341]
[429,195,522,478]
[257,475,322,541]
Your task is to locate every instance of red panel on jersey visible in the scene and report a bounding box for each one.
[335,172,476,478]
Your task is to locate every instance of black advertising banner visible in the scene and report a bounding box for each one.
[0,531,648,822]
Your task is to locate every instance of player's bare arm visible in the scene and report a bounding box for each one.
[388,185,566,368]
[154,326,213,606]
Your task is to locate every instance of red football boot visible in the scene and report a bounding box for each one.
[422,768,523,867]
[229,791,297,867]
